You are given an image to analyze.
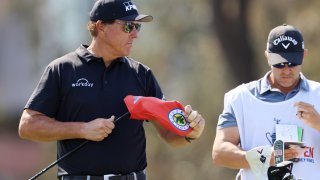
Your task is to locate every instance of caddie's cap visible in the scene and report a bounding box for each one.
[267,24,304,65]
[89,0,153,22]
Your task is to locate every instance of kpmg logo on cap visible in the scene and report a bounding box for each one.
[273,35,298,49]
[123,1,137,11]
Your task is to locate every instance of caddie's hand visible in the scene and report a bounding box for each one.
[270,146,305,166]
[294,101,320,130]
[83,116,115,141]
[185,105,205,139]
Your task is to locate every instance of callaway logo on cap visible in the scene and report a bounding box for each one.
[266,24,304,65]
[89,0,153,22]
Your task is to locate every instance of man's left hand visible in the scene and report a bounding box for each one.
[185,105,205,139]
[294,101,320,131]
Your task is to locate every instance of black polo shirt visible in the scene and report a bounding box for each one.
[25,45,164,176]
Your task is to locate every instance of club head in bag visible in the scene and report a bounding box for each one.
[267,161,295,180]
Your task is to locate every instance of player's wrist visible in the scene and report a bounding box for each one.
[78,122,88,139]
[184,136,196,143]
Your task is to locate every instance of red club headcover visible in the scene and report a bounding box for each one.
[124,95,192,136]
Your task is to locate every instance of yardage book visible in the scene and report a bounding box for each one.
[275,124,303,143]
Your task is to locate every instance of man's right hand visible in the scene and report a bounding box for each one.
[83,116,115,141]
[270,147,304,166]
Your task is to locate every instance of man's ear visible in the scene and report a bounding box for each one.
[304,49,308,58]
[265,50,268,58]
[265,51,271,66]
[96,20,105,33]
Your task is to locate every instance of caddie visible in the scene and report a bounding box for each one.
[212,24,320,179]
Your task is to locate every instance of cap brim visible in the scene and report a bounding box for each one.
[119,14,153,22]
[268,52,304,65]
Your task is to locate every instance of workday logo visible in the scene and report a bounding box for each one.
[72,78,93,88]
[123,1,137,11]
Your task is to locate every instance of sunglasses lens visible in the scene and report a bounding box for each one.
[124,22,141,33]
[134,24,141,32]
[273,63,285,68]
[288,63,298,67]
[272,62,298,69]
[124,23,131,33]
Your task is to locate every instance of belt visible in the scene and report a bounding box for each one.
[59,170,146,180]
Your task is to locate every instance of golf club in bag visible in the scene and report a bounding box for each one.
[267,161,295,180]
[267,140,295,180]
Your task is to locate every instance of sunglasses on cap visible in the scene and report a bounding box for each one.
[115,21,141,33]
[272,62,299,69]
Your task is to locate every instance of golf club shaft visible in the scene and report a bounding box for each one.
[29,111,130,180]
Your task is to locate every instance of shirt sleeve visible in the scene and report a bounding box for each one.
[217,92,238,129]
[25,65,60,118]
[146,69,164,100]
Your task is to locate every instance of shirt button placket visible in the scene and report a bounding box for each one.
[103,70,109,90]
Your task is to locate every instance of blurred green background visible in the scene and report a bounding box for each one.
[1,0,320,179]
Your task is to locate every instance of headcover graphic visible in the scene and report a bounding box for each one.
[267,161,294,180]
[124,95,192,136]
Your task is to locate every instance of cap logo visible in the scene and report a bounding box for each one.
[273,35,298,48]
[123,1,137,11]
[281,43,290,49]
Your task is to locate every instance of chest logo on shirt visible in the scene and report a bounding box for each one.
[72,78,93,88]
[168,109,190,131]
[266,118,281,145]
[295,146,315,163]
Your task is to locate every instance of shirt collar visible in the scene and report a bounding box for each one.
[260,71,309,95]
[75,44,126,63]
